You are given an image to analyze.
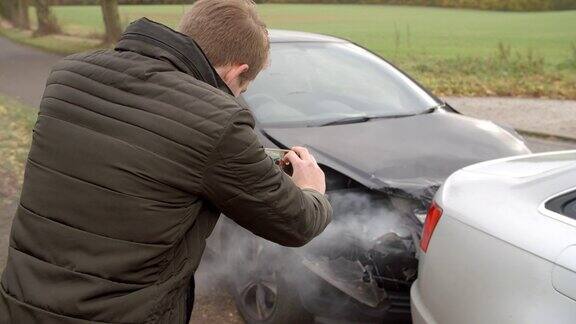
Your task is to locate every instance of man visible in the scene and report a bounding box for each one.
[0,0,332,323]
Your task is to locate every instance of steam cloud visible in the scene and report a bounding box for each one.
[194,190,417,322]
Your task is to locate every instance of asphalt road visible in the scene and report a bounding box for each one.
[525,136,575,153]
[0,37,61,108]
[447,96,576,143]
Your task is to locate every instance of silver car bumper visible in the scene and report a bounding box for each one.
[410,280,437,324]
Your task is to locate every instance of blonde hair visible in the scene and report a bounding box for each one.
[178,0,269,81]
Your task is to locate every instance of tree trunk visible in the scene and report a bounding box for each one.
[1,0,18,24]
[15,0,30,29]
[33,0,60,36]
[100,0,122,44]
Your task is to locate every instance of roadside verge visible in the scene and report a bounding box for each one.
[0,20,103,55]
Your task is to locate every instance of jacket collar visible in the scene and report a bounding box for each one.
[115,18,233,96]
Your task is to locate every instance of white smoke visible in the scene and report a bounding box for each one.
[193,190,418,322]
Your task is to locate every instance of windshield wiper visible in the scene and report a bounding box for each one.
[316,115,372,127]
[315,104,442,127]
[368,104,442,119]
[424,103,445,113]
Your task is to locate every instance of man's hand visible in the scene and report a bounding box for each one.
[283,146,326,194]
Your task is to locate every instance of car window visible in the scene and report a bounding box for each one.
[243,42,438,127]
[546,189,576,220]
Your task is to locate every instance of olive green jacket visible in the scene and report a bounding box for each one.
[0,18,332,323]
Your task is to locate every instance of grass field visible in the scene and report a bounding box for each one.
[44,4,576,65]
[3,4,576,98]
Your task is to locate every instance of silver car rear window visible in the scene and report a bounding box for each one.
[546,190,576,220]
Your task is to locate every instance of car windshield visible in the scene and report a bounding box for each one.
[243,42,439,127]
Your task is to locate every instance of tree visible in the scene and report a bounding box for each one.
[0,0,30,29]
[32,0,60,36]
[15,0,30,29]
[1,0,18,25]
[100,0,122,44]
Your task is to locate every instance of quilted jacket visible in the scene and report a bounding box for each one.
[0,18,332,323]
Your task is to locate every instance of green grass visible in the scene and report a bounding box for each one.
[44,4,576,65]
[4,4,576,98]
[0,95,35,210]
[0,27,101,55]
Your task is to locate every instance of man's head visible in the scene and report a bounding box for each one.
[178,0,269,97]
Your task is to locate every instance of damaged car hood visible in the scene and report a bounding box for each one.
[263,111,530,200]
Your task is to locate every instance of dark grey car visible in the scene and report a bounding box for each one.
[208,30,531,324]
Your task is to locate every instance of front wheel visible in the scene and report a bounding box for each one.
[228,237,313,324]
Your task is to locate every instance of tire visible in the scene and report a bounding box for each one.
[227,236,314,324]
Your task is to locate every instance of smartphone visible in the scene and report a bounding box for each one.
[264,148,292,175]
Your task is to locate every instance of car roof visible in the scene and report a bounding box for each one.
[268,29,348,43]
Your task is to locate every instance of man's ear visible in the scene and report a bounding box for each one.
[219,64,249,85]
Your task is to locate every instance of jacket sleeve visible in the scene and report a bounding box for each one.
[202,109,332,247]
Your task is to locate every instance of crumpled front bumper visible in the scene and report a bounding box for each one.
[302,257,386,308]
[292,263,412,322]
[291,233,417,322]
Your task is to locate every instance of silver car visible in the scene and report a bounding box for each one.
[411,150,576,324]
